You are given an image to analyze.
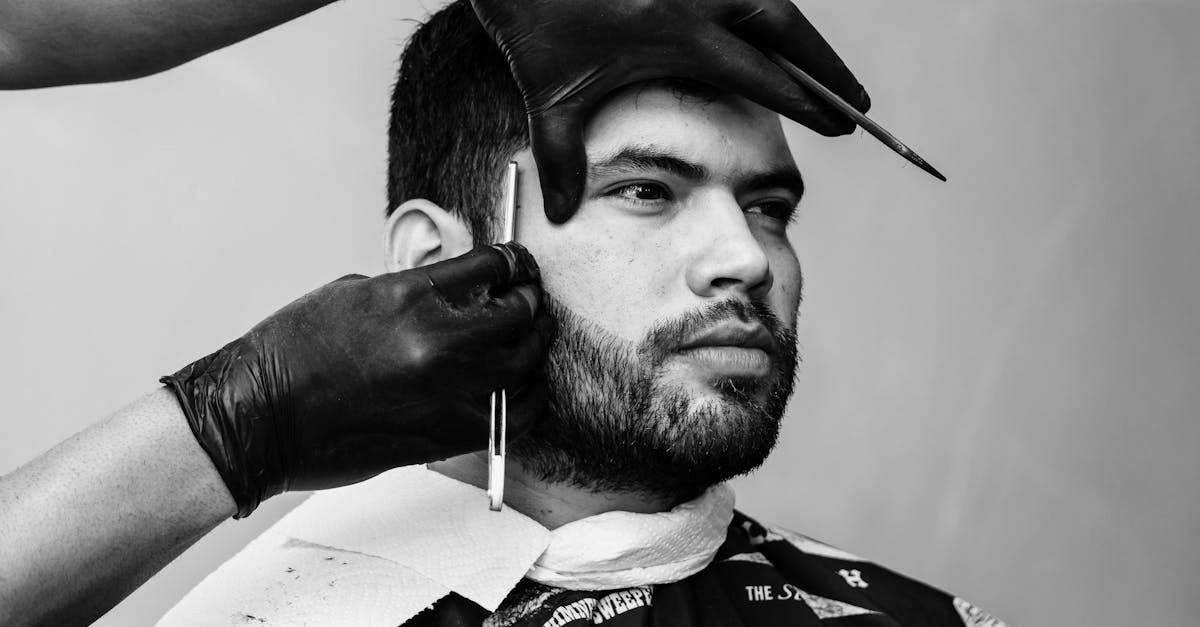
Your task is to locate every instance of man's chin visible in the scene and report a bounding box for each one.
[511,389,783,501]
[661,384,783,453]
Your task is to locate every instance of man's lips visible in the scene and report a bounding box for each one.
[673,322,777,377]
[677,322,777,354]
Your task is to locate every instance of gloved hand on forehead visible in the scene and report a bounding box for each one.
[161,243,552,518]
[471,0,871,223]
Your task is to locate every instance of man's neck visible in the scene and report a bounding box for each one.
[428,453,676,529]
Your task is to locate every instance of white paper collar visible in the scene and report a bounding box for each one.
[245,465,733,608]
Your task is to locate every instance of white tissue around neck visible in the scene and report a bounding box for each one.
[525,483,735,591]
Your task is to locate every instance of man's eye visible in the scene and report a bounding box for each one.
[612,183,672,203]
[745,199,797,224]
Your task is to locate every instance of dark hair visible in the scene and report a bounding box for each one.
[387,0,528,245]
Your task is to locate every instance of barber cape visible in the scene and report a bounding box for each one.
[160,466,1005,626]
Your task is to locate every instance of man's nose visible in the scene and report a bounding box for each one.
[684,194,773,299]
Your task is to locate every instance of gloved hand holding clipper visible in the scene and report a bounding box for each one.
[161,243,552,518]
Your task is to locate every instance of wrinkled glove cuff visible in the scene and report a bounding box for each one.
[160,347,270,519]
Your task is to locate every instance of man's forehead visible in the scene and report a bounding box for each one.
[583,85,796,181]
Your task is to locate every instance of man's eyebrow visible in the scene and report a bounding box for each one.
[588,145,804,200]
[588,146,707,181]
[734,167,806,201]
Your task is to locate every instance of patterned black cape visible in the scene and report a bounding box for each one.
[405,512,1006,627]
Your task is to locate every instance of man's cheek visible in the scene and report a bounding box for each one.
[771,257,803,318]
[538,243,619,316]
[782,277,803,316]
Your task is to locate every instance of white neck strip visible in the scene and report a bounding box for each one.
[525,484,736,591]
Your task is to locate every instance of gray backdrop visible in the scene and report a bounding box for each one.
[2,1,1197,625]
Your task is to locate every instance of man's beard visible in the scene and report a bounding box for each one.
[510,294,800,503]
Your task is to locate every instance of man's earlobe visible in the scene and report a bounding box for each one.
[383,199,473,272]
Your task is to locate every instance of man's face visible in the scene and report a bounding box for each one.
[507,85,804,499]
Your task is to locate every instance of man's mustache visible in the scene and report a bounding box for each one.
[638,299,794,367]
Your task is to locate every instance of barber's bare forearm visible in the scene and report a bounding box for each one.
[0,388,235,625]
[0,0,338,88]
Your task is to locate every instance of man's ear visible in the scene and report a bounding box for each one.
[383,199,473,272]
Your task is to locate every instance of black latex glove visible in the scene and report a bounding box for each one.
[471,0,872,223]
[161,243,552,518]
